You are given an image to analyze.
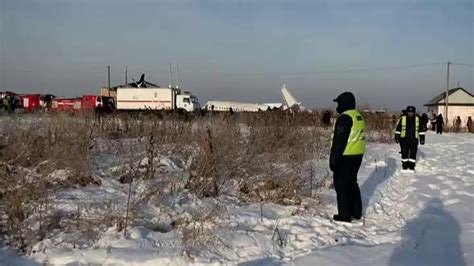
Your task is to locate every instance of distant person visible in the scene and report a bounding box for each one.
[229,107,234,115]
[322,110,331,128]
[41,94,55,112]
[394,106,426,171]
[3,95,13,113]
[421,113,429,130]
[1,96,7,111]
[330,92,366,223]
[467,117,473,133]
[454,116,462,132]
[436,114,444,134]
[431,113,437,131]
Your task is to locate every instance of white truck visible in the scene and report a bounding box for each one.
[116,88,200,112]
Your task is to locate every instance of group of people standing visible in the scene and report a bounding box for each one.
[1,95,18,113]
[427,114,473,133]
[428,113,445,134]
[452,116,473,133]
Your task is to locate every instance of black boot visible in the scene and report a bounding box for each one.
[402,161,409,170]
[333,214,351,223]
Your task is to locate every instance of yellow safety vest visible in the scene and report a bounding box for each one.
[400,116,419,139]
[331,110,367,155]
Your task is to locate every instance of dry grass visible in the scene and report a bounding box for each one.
[0,110,391,256]
[0,114,104,252]
[363,113,397,143]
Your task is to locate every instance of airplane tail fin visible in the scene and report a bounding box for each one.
[281,84,301,108]
[137,73,146,87]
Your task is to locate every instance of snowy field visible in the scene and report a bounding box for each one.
[1,131,473,265]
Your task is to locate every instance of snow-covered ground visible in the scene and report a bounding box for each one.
[292,132,473,266]
[1,132,473,265]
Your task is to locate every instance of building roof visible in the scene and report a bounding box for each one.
[110,80,160,91]
[424,87,474,106]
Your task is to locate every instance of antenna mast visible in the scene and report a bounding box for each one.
[168,64,172,88]
[176,64,180,89]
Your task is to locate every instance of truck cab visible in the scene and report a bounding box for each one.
[100,96,116,113]
[81,95,115,113]
[176,93,200,112]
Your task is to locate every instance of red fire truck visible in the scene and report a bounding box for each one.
[20,94,56,113]
[51,95,115,113]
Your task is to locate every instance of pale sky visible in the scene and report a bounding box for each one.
[1,0,472,110]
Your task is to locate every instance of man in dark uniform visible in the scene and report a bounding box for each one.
[330,92,366,223]
[431,113,437,131]
[436,114,444,134]
[395,106,426,170]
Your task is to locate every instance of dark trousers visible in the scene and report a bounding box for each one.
[333,155,363,220]
[401,141,418,169]
[437,125,443,134]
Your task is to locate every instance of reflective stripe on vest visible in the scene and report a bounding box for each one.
[330,110,367,155]
[400,116,419,139]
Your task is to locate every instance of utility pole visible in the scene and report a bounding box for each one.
[125,66,128,86]
[107,65,111,89]
[445,61,451,124]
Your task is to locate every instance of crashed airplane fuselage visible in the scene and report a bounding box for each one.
[204,85,305,112]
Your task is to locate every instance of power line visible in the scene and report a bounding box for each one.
[451,62,474,68]
[181,62,444,77]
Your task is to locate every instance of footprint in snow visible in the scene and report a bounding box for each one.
[444,179,454,185]
[441,189,451,197]
[443,180,459,190]
[450,184,459,190]
[456,191,474,198]
[444,198,460,206]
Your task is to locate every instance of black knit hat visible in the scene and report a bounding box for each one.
[333,92,356,114]
[406,106,416,113]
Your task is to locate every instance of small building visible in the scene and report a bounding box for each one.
[424,87,474,125]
